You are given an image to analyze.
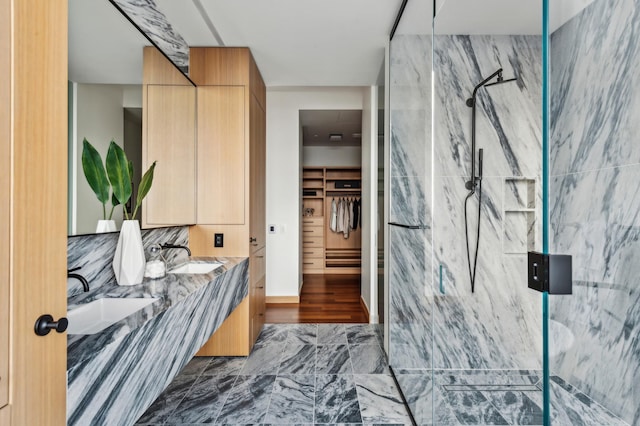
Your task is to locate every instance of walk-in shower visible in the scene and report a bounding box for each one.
[388,0,637,424]
[464,68,517,293]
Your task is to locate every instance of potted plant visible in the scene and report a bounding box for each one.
[81,138,119,232]
[83,139,157,285]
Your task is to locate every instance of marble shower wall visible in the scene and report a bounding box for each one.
[431,35,543,370]
[550,0,640,423]
[67,226,189,297]
[388,34,433,371]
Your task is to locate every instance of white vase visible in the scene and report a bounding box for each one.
[112,220,146,286]
[96,219,117,233]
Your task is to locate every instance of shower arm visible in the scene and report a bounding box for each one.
[466,68,503,192]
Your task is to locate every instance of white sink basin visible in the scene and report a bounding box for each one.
[67,297,158,335]
[168,262,225,274]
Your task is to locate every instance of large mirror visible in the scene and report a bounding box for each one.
[68,0,195,236]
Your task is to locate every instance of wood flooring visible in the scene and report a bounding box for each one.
[265,274,368,323]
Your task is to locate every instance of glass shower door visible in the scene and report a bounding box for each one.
[546,0,638,424]
[387,0,434,423]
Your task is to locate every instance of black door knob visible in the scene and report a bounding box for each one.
[34,314,69,336]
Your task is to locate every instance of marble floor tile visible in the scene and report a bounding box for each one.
[177,356,212,376]
[202,356,246,376]
[214,374,276,424]
[443,390,509,425]
[346,324,381,345]
[483,391,543,425]
[354,374,412,424]
[316,344,353,374]
[264,374,315,424]
[256,323,291,344]
[239,343,284,375]
[260,322,291,339]
[315,374,363,424]
[135,373,198,424]
[164,374,237,424]
[141,326,628,426]
[350,344,388,374]
[318,323,348,344]
[279,344,317,374]
[287,324,318,344]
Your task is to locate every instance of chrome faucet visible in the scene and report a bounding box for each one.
[68,266,90,292]
[160,243,191,257]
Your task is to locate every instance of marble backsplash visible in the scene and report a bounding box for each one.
[67,226,189,298]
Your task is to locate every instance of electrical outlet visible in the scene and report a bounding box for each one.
[214,233,224,247]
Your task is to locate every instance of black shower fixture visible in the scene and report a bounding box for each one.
[464,67,517,293]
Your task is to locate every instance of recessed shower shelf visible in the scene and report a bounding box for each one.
[502,178,537,255]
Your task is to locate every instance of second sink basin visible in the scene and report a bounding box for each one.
[168,262,225,274]
[67,297,158,335]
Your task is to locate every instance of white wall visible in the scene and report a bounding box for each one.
[302,146,361,167]
[266,87,366,297]
[73,83,126,235]
[361,86,378,322]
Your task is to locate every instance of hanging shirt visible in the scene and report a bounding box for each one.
[342,198,350,238]
[348,199,354,230]
[352,198,360,230]
[330,198,338,232]
[336,198,344,233]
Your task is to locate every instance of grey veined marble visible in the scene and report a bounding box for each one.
[111,0,190,73]
[550,0,640,423]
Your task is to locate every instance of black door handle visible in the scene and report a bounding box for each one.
[34,314,68,336]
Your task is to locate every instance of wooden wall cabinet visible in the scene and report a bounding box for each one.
[190,47,266,356]
[142,47,197,227]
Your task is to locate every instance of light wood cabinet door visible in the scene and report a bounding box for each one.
[144,85,196,226]
[197,86,246,225]
[249,94,266,251]
[250,247,266,343]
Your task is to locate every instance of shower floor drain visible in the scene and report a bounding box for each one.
[442,384,541,392]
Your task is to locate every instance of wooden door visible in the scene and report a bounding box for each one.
[0,0,68,424]
[0,0,10,411]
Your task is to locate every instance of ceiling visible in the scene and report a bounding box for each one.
[69,0,598,86]
[300,110,362,147]
[156,0,402,86]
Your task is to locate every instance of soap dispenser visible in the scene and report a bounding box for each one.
[144,244,166,279]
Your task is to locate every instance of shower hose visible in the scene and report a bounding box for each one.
[464,180,482,293]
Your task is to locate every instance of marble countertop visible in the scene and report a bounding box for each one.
[67,257,248,370]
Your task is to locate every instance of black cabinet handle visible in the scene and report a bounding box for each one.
[388,222,428,230]
[34,314,68,336]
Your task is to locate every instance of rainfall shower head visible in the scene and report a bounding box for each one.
[465,69,518,106]
[484,76,517,87]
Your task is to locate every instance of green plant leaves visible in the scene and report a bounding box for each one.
[106,141,132,208]
[81,138,110,219]
[81,139,157,221]
[132,161,157,219]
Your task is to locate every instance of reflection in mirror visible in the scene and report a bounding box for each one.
[68,0,194,236]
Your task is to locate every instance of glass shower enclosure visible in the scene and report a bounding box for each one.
[387,0,638,424]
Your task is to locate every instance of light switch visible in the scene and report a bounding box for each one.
[268,224,276,234]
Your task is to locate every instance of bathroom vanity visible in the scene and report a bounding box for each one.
[66,257,248,426]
